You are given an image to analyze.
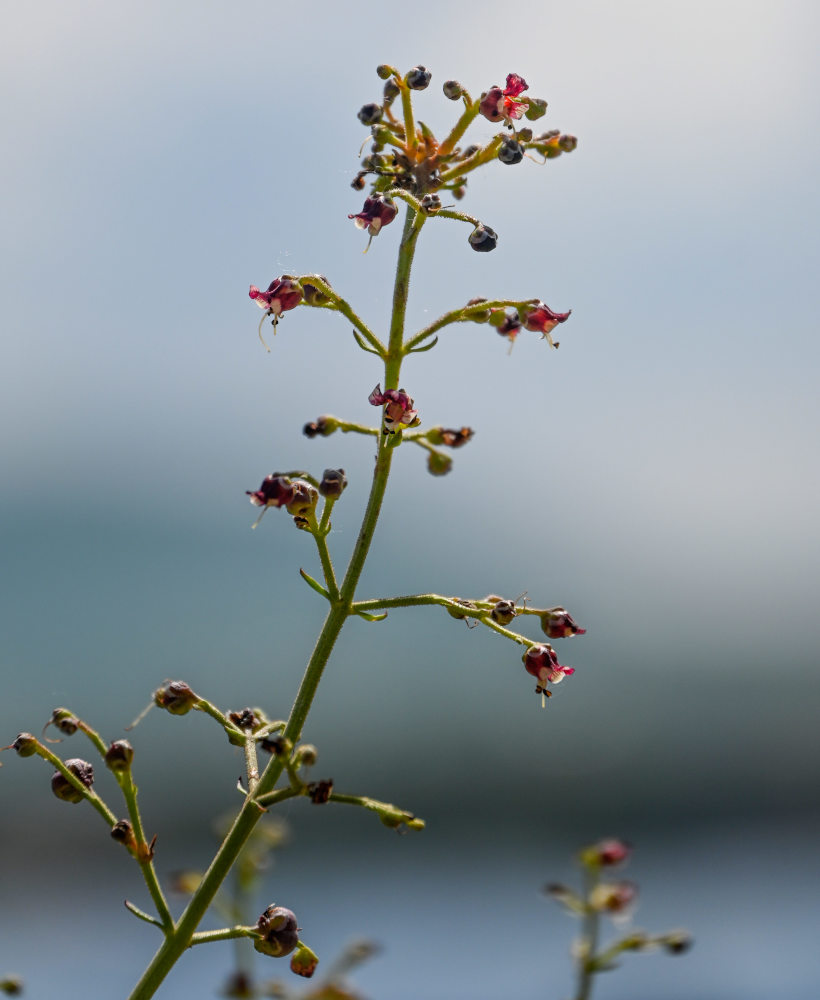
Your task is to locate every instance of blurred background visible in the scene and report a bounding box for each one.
[2,1,819,997]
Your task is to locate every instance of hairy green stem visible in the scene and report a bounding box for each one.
[127,192,423,1000]
[574,869,600,1000]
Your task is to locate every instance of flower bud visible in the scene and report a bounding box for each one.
[559,134,578,152]
[357,103,382,126]
[351,172,367,191]
[420,193,441,213]
[490,599,517,625]
[154,681,198,715]
[426,452,452,477]
[110,819,137,850]
[405,66,431,90]
[0,977,23,996]
[290,943,319,978]
[228,708,260,732]
[498,137,524,165]
[11,732,37,757]
[376,64,393,80]
[452,184,467,200]
[307,779,333,804]
[286,481,319,517]
[301,276,332,306]
[105,739,134,773]
[461,144,480,160]
[580,838,631,867]
[319,468,347,499]
[468,224,498,252]
[259,734,291,757]
[465,296,490,321]
[541,607,586,639]
[51,758,94,803]
[254,905,300,958]
[294,743,318,767]
[383,78,400,102]
[661,930,693,954]
[49,708,79,736]
[303,415,339,438]
[443,79,463,100]
[446,599,477,620]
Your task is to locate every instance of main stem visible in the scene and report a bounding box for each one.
[127,205,422,1000]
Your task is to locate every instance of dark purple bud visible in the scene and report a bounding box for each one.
[661,931,693,954]
[110,819,137,849]
[11,732,37,757]
[443,80,463,100]
[357,103,383,126]
[105,739,134,773]
[490,600,517,626]
[154,681,198,715]
[468,224,498,252]
[383,78,400,102]
[452,183,467,200]
[259,734,290,757]
[307,779,334,804]
[405,66,431,90]
[319,468,347,499]
[286,481,318,517]
[558,134,578,152]
[228,709,259,732]
[351,172,367,191]
[254,905,300,958]
[51,758,94,804]
[49,709,79,736]
[303,415,339,438]
[498,136,524,165]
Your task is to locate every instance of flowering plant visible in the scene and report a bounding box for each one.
[2,64,687,999]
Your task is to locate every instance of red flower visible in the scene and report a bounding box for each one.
[368,383,419,433]
[248,276,303,316]
[522,643,575,700]
[245,475,295,509]
[540,607,586,639]
[479,73,529,123]
[348,194,398,238]
[523,301,571,346]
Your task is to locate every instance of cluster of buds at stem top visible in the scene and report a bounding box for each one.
[254,905,300,958]
[246,475,319,528]
[368,384,420,433]
[522,644,575,702]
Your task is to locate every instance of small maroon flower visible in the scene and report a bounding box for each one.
[348,195,397,239]
[523,301,571,347]
[246,475,296,510]
[589,880,638,918]
[585,839,632,868]
[368,383,419,433]
[496,311,522,346]
[523,643,575,700]
[248,276,303,317]
[540,607,586,639]
[479,73,529,123]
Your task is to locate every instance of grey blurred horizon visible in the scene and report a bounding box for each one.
[2,1,819,997]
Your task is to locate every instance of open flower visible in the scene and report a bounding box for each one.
[348,195,397,238]
[523,643,575,700]
[246,475,296,509]
[248,276,303,316]
[479,73,529,123]
[523,301,571,347]
[368,384,419,432]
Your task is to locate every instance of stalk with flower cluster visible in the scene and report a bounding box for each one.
[5,65,582,998]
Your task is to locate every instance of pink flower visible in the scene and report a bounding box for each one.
[248,276,303,316]
[522,643,575,698]
[479,73,529,123]
[523,301,571,346]
[368,383,420,433]
[540,607,586,639]
[586,839,632,867]
[348,195,398,238]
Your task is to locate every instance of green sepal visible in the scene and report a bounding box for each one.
[407,335,438,354]
[354,609,388,622]
[351,329,383,356]
[299,568,330,600]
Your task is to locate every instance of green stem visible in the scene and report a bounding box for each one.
[189,925,257,947]
[119,774,175,931]
[312,508,339,601]
[438,99,479,157]
[127,166,424,1000]
[574,869,600,1000]
[439,136,504,184]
